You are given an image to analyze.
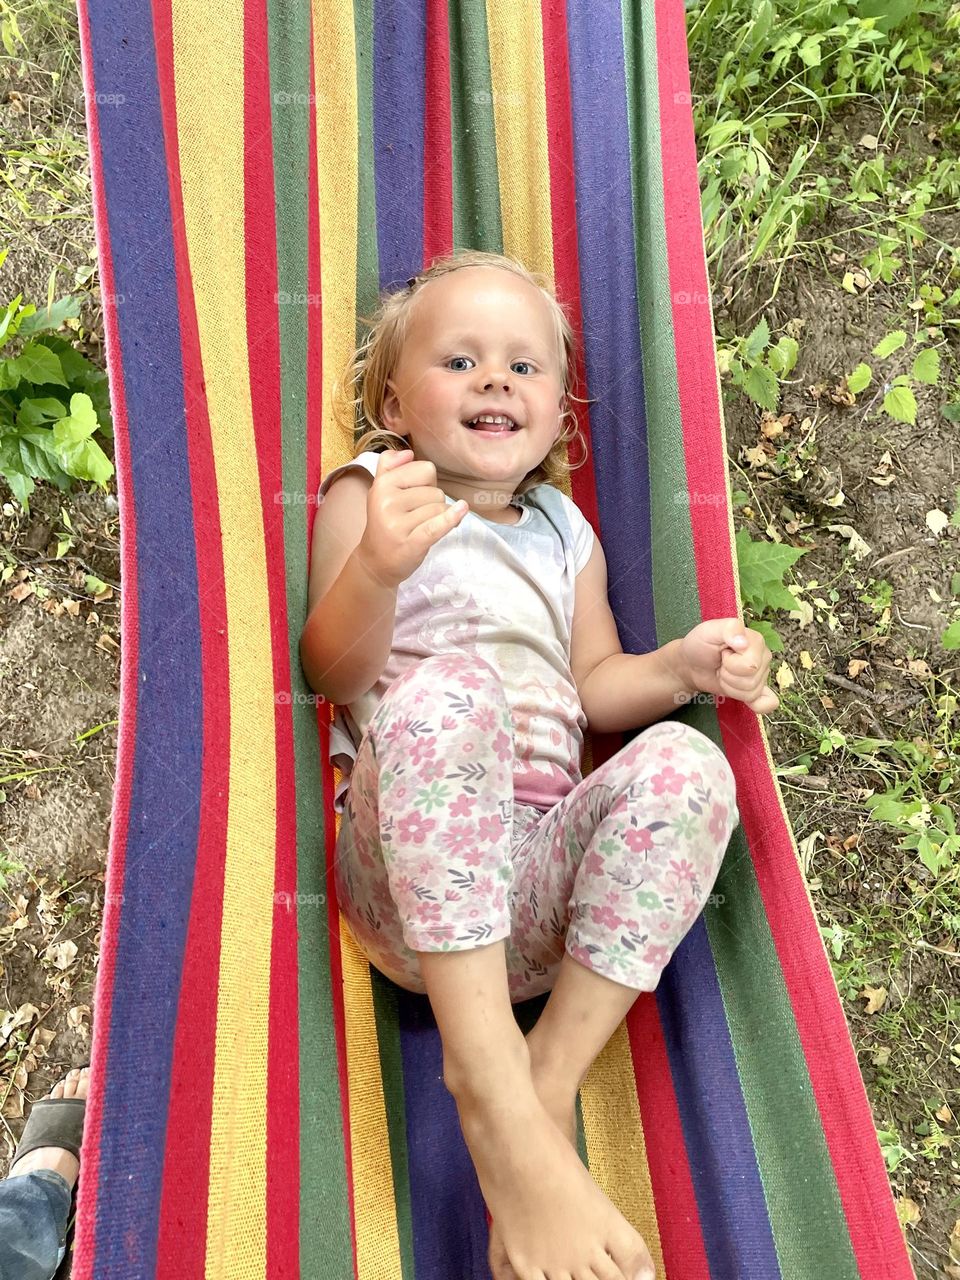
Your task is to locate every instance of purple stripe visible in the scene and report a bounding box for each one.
[374,0,426,288]
[396,989,490,1277]
[659,928,781,1276]
[564,0,655,652]
[371,3,482,1272]
[85,2,201,1274]
[566,4,780,1274]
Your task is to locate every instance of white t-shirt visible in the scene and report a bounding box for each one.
[316,450,596,815]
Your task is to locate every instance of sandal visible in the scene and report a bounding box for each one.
[11,1064,90,1174]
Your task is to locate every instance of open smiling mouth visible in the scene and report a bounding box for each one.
[463,415,520,437]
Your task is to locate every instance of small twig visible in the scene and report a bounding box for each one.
[894,604,931,632]
[870,546,916,570]
[822,671,884,702]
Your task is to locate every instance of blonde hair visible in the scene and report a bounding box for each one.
[331,249,591,495]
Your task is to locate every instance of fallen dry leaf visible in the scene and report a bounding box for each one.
[861,984,888,1014]
[847,659,870,679]
[896,1196,921,1228]
[45,940,78,971]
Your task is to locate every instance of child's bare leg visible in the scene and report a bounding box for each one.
[487,953,644,1279]
[418,941,655,1280]
[526,951,642,1104]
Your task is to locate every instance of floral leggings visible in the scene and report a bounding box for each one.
[334,653,740,1004]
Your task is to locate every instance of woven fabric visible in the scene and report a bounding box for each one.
[71,0,914,1276]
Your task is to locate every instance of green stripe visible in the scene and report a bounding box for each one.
[270,0,353,1270]
[625,5,860,1274]
[355,0,381,333]
[447,0,501,251]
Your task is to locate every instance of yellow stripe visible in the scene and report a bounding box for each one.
[312,3,404,1273]
[582,1025,666,1275]
[172,6,273,1275]
[486,0,554,285]
[486,4,664,1267]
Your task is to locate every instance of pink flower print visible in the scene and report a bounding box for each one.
[492,886,506,912]
[397,811,436,845]
[709,802,729,842]
[464,844,485,867]
[641,943,672,969]
[477,814,505,843]
[462,742,474,754]
[445,821,478,858]
[422,757,446,782]
[477,875,494,896]
[583,850,605,878]
[473,705,499,732]
[460,668,489,689]
[667,857,697,888]
[410,735,438,767]
[625,826,656,854]
[590,903,624,930]
[650,764,686,796]
[394,875,417,896]
[416,901,443,927]
[493,728,514,763]
[392,784,410,806]
[441,715,457,730]
[450,793,477,818]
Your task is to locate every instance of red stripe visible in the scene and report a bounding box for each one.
[628,995,712,1279]
[306,23,361,1274]
[653,1,913,1275]
[423,0,452,261]
[149,0,229,1273]
[72,5,140,1272]
[239,4,303,1276]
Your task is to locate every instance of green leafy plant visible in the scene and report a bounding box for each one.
[844,328,943,426]
[734,527,808,652]
[0,248,114,513]
[717,316,799,412]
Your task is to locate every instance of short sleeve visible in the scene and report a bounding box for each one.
[317,450,380,504]
[556,491,595,574]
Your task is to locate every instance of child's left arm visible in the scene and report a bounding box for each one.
[572,536,777,733]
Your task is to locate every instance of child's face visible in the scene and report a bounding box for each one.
[381,267,565,491]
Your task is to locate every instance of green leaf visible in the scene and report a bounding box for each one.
[16,296,81,337]
[0,359,20,391]
[50,393,114,485]
[0,296,24,349]
[16,398,66,429]
[743,617,783,653]
[798,36,821,67]
[943,402,960,424]
[884,384,917,425]
[767,336,799,376]
[735,529,807,613]
[743,363,779,411]
[911,346,940,385]
[872,330,906,359]
[847,362,872,393]
[743,315,770,362]
[12,342,67,388]
[942,618,960,650]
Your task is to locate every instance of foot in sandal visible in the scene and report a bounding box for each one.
[8,1066,89,1191]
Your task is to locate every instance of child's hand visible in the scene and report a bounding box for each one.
[678,619,779,715]
[357,449,470,589]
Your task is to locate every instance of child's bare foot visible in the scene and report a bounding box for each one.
[487,1075,585,1279]
[453,1084,655,1280]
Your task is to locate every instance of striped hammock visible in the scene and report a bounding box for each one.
[72,0,915,1276]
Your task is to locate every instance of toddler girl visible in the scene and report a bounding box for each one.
[300,249,776,1280]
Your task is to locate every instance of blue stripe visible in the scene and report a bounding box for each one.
[396,989,490,1278]
[565,0,656,653]
[85,2,201,1273]
[374,0,426,288]
[660,928,782,1276]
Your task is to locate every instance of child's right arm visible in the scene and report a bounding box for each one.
[300,449,469,706]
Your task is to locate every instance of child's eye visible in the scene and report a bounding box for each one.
[447,356,472,371]
[446,357,537,374]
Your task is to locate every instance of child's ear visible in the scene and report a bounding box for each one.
[382,381,401,431]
